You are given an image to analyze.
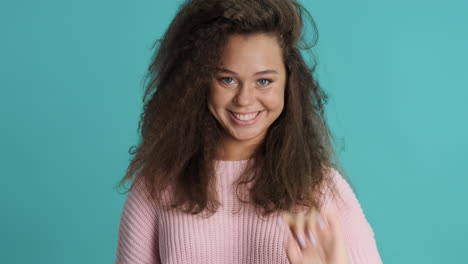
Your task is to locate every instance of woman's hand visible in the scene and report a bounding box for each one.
[278,207,349,264]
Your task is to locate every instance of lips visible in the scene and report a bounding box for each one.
[231,111,260,121]
[229,110,262,115]
[228,110,263,125]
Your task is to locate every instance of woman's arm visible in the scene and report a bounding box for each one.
[114,182,160,264]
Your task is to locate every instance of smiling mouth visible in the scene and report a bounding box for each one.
[229,111,262,121]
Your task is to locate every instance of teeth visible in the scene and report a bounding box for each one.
[232,111,259,121]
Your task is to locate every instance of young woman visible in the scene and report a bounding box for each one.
[114,0,383,263]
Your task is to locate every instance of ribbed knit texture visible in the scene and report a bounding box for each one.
[115,160,383,264]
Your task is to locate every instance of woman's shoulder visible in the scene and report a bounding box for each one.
[321,167,361,215]
[321,167,382,262]
[321,166,377,235]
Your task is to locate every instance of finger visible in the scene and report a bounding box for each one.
[314,210,331,243]
[292,212,308,249]
[280,211,308,250]
[286,226,303,263]
[285,224,326,264]
[280,209,328,264]
[303,208,327,260]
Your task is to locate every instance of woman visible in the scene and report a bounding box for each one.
[114,0,383,263]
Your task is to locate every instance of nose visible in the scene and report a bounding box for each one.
[233,83,255,106]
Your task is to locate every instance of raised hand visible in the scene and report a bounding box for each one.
[278,207,349,264]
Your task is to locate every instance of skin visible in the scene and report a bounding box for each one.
[208,33,286,161]
[208,32,349,263]
[279,208,350,264]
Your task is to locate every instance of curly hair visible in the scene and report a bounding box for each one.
[115,0,348,219]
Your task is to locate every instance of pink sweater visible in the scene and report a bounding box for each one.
[114,160,383,264]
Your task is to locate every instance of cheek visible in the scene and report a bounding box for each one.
[209,87,231,108]
[264,89,285,110]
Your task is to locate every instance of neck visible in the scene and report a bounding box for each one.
[215,137,262,161]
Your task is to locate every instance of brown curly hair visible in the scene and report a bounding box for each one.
[114,0,349,218]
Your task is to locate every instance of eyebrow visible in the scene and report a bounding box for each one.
[216,67,279,76]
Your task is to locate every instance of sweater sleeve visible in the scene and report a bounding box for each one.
[327,168,383,264]
[114,181,160,264]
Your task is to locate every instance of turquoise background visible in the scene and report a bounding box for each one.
[1,0,467,263]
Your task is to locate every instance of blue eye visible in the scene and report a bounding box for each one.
[220,77,235,84]
[258,79,273,86]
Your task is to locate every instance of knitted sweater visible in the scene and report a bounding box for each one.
[114,159,383,264]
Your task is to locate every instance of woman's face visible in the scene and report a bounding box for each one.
[208,33,287,146]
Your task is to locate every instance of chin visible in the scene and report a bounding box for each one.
[228,129,266,142]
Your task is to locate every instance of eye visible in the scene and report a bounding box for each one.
[220,77,235,85]
[258,79,273,86]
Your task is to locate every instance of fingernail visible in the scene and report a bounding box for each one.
[295,231,307,249]
[317,214,325,230]
[308,230,317,246]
